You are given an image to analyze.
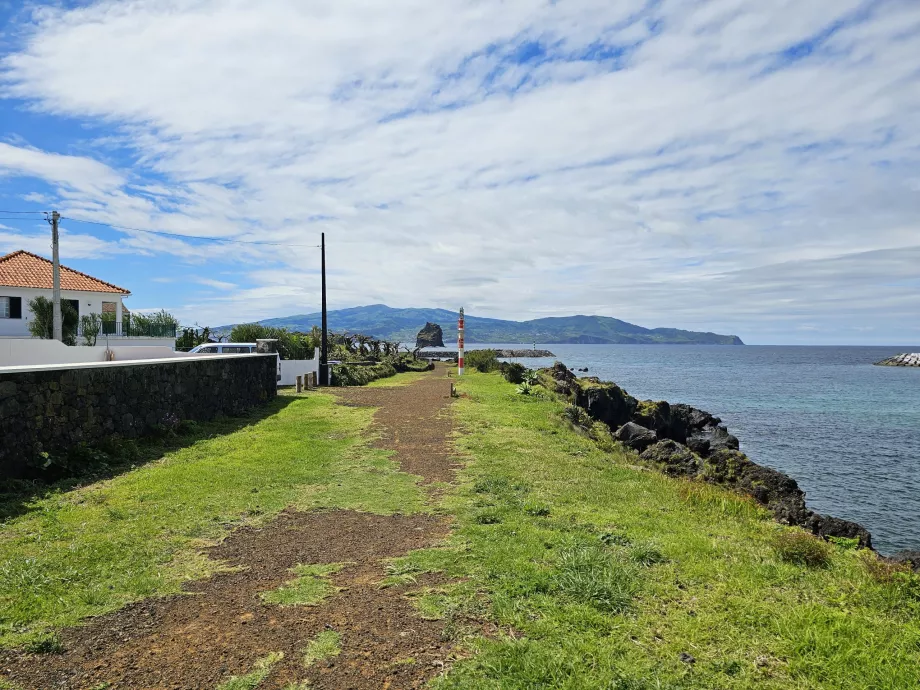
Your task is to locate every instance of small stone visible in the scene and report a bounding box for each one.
[679,653,696,664]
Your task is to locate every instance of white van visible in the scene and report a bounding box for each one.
[188,343,258,354]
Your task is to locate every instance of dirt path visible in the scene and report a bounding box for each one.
[2,367,458,690]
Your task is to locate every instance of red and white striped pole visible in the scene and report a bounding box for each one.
[457,307,465,376]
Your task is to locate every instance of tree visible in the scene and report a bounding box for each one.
[27,296,79,346]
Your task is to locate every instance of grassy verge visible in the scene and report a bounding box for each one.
[395,372,920,689]
[0,389,426,649]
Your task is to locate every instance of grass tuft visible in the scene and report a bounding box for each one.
[771,531,832,567]
[260,563,346,607]
[217,651,283,690]
[555,545,638,613]
[303,629,341,667]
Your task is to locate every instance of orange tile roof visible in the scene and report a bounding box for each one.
[0,250,130,295]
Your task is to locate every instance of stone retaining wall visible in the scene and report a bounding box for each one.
[0,355,277,476]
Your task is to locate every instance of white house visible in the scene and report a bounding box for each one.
[0,250,171,345]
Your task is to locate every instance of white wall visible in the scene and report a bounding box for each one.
[0,286,125,337]
[279,351,320,385]
[0,339,186,367]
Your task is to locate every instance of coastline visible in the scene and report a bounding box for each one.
[541,360,919,566]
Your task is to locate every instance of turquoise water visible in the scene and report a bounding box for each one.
[482,344,920,555]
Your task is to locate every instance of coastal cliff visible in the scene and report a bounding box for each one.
[542,361,918,567]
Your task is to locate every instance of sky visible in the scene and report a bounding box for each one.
[0,0,918,345]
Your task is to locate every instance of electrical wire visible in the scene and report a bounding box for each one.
[0,210,48,214]
[61,216,320,247]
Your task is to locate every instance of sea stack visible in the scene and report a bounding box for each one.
[875,353,920,367]
[416,322,445,348]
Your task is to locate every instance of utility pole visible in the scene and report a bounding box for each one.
[50,211,62,342]
[319,232,329,386]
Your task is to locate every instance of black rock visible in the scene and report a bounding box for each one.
[640,440,700,477]
[890,550,920,573]
[574,381,637,429]
[415,322,445,349]
[614,422,658,452]
[679,653,696,664]
[807,514,873,550]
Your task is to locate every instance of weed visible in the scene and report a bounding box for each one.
[771,531,832,567]
[303,629,341,667]
[523,501,551,517]
[23,632,64,655]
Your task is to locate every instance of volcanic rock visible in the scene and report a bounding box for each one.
[614,422,658,452]
[415,322,445,349]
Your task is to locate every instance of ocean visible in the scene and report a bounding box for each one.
[478,344,920,556]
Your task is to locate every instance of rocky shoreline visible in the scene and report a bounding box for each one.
[420,349,555,359]
[875,353,920,367]
[543,362,919,570]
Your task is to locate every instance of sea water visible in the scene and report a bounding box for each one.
[480,344,920,555]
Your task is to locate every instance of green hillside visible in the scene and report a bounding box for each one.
[250,305,743,345]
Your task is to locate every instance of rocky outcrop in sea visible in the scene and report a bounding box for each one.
[420,349,555,359]
[875,353,920,367]
[416,322,445,348]
[545,362,895,556]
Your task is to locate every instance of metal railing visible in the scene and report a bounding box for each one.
[78,320,177,339]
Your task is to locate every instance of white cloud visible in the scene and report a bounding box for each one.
[0,0,919,342]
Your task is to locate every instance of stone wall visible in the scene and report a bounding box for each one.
[0,354,277,476]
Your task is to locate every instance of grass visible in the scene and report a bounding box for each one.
[393,371,920,689]
[260,563,346,607]
[302,629,342,667]
[216,651,283,690]
[366,370,432,387]
[0,388,426,649]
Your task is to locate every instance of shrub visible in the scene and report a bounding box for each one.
[464,349,499,373]
[501,362,527,384]
[772,531,832,567]
[331,362,397,386]
[516,382,535,395]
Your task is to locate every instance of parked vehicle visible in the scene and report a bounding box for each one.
[188,343,257,354]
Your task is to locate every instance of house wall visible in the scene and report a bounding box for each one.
[0,354,278,476]
[0,286,125,338]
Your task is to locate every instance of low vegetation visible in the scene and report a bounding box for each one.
[302,630,341,667]
[387,371,920,689]
[260,563,346,607]
[216,652,284,690]
[0,391,425,650]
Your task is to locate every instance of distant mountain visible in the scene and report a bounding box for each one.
[245,304,744,345]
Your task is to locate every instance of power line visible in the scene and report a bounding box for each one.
[61,216,320,247]
[0,210,48,214]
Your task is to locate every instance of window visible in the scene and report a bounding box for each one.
[222,346,251,353]
[199,345,219,353]
[0,297,19,319]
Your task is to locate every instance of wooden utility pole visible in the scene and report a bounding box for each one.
[50,211,62,342]
[319,232,329,386]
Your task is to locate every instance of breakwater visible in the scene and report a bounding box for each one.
[876,353,920,366]
[544,361,919,570]
[420,349,555,359]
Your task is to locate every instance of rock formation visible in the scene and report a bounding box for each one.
[875,353,920,367]
[544,361,874,549]
[415,322,444,348]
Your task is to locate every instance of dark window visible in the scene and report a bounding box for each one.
[9,297,21,319]
[222,346,251,353]
[199,345,219,353]
[66,299,79,317]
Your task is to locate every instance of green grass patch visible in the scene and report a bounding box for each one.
[405,371,920,689]
[216,651,283,690]
[260,563,346,607]
[302,629,341,667]
[0,391,426,648]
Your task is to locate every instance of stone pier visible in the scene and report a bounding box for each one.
[875,353,920,367]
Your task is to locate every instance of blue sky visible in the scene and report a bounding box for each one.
[1,0,919,344]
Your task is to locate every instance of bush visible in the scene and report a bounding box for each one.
[501,362,527,384]
[464,349,499,373]
[564,404,592,429]
[772,531,832,567]
[331,362,397,386]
